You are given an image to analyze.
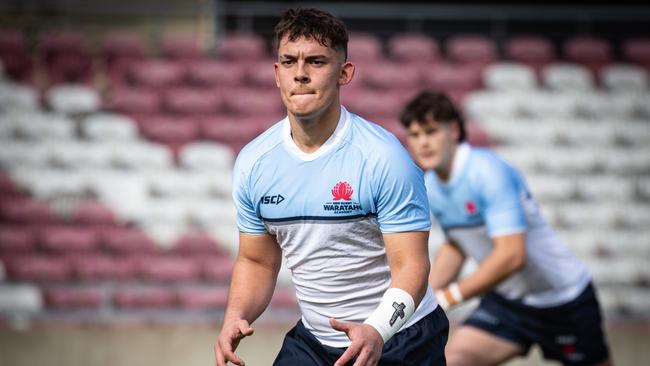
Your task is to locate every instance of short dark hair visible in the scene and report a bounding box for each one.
[399,90,467,143]
[274,8,348,60]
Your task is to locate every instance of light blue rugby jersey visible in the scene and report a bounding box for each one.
[233,107,437,347]
[426,143,590,307]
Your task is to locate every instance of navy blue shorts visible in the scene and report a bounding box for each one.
[273,306,448,366]
[464,283,610,365]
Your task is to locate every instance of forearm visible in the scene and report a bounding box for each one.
[223,257,279,323]
[429,241,465,290]
[384,231,430,306]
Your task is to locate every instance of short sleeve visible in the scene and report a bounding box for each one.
[232,155,267,234]
[373,142,431,233]
[477,156,526,237]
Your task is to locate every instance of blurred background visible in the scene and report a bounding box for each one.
[0,1,649,365]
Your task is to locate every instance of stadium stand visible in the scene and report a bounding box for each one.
[0,25,648,326]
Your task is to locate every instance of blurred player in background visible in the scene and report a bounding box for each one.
[215,9,448,366]
[400,90,612,366]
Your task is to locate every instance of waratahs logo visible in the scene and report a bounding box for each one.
[332,181,353,201]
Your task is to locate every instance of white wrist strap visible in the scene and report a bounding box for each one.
[363,288,415,343]
[436,283,463,311]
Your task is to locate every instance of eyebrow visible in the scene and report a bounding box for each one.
[279,54,329,61]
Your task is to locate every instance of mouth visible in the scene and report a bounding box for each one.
[291,90,316,96]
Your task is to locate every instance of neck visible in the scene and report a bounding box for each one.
[288,100,341,153]
[434,144,458,183]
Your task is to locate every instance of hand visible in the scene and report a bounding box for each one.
[330,318,384,366]
[215,318,255,366]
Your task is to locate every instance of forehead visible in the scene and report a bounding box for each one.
[278,35,338,57]
[408,117,445,131]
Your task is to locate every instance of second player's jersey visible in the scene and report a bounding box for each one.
[233,107,437,347]
[426,143,590,307]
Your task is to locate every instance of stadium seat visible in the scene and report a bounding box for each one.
[126,59,185,88]
[179,142,234,171]
[245,59,277,88]
[46,84,101,115]
[446,35,497,67]
[423,62,483,101]
[39,31,93,84]
[172,232,226,255]
[600,64,648,91]
[387,33,439,64]
[101,227,157,254]
[519,90,580,119]
[270,287,297,309]
[112,141,174,169]
[160,33,205,61]
[463,91,521,121]
[82,113,138,141]
[177,286,228,309]
[39,226,100,253]
[101,31,147,65]
[217,33,268,61]
[0,198,57,224]
[44,287,105,309]
[576,175,634,202]
[0,141,52,169]
[134,198,189,228]
[137,255,201,282]
[138,114,200,144]
[525,174,577,202]
[71,200,119,226]
[10,112,76,141]
[186,60,246,88]
[0,82,39,110]
[201,255,234,281]
[563,36,614,76]
[483,62,537,91]
[504,35,556,74]
[223,87,283,116]
[0,173,24,198]
[622,37,650,72]
[188,199,237,230]
[72,254,136,281]
[363,61,421,91]
[163,87,223,115]
[104,87,162,115]
[114,286,177,308]
[543,63,595,91]
[0,29,33,82]
[344,89,407,120]
[11,168,89,200]
[0,284,42,314]
[0,225,36,253]
[5,255,72,281]
[347,33,384,63]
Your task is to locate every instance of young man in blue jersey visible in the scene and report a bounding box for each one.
[400,90,612,366]
[214,9,448,366]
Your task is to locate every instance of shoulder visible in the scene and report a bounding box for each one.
[234,119,285,174]
[346,112,411,165]
[467,147,518,180]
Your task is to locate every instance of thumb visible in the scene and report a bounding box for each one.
[329,318,349,332]
[238,320,255,337]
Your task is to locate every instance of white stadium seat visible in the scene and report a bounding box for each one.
[483,62,537,91]
[187,198,238,229]
[0,81,38,111]
[519,91,580,119]
[13,112,76,141]
[601,64,648,92]
[526,174,576,202]
[576,175,635,201]
[0,284,43,314]
[556,203,618,229]
[113,141,174,169]
[83,113,138,141]
[0,142,51,169]
[46,84,101,115]
[11,168,90,199]
[543,63,595,91]
[179,142,234,170]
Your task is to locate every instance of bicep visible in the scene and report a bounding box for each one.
[237,232,282,272]
[492,232,526,267]
[382,231,430,269]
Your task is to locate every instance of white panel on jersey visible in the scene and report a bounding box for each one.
[543,63,595,91]
[179,142,234,170]
[83,113,138,141]
[483,62,537,91]
[46,84,101,115]
[601,64,649,92]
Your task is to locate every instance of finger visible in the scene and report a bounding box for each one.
[329,318,350,333]
[237,320,255,337]
[219,337,245,365]
[334,342,361,366]
[352,347,376,366]
[214,343,225,366]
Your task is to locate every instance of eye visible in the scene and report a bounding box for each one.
[310,59,325,65]
[281,59,294,66]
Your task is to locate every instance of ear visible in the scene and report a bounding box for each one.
[338,61,355,86]
[274,62,281,88]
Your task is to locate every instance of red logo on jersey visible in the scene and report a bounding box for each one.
[332,182,353,201]
[465,200,477,215]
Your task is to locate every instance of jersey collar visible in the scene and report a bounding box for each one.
[448,142,471,185]
[282,106,351,161]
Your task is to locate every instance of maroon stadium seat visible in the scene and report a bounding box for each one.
[126,59,186,88]
[101,31,147,65]
[388,33,439,64]
[447,35,497,68]
[44,287,104,309]
[201,255,234,281]
[186,60,246,88]
[105,87,161,114]
[0,29,32,82]
[137,255,201,282]
[363,61,422,91]
[0,225,37,252]
[466,122,494,148]
[423,62,483,100]
[101,227,157,254]
[138,114,200,144]
[504,35,556,74]
[623,38,650,72]
[39,226,100,253]
[5,255,72,281]
[163,87,223,115]
[0,198,57,224]
[39,31,86,62]
[563,36,614,76]
[39,31,93,84]
[218,33,268,61]
[246,59,278,88]
[270,287,297,309]
[177,286,228,309]
[172,231,227,255]
[347,33,384,63]
[161,33,205,61]
[200,116,266,146]
[72,254,136,281]
[0,173,25,198]
[71,201,119,226]
[223,87,284,116]
[114,287,177,308]
[344,89,408,120]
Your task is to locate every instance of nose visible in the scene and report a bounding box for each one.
[294,61,310,84]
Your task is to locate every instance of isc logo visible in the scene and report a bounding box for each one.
[260,194,285,205]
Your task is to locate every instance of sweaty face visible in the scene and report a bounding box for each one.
[275,36,351,119]
[406,119,458,172]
